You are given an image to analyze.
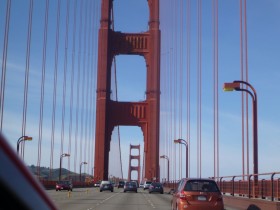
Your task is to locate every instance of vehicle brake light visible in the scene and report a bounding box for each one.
[179,190,187,200]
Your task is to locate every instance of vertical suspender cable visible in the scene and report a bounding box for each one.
[174,0,181,179]
[179,0,184,179]
[21,0,33,159]
[197,0,202,178]
[81,0,89,168]
[74,0,84,173]
[186,0,191,178]
[51,0,61,175]
[240,0,249,179]
[212,0,219,178]
[244,0,249,178]
[86,0,94,176]
[61,0,70,175]
[69,0,77,176]
[239,0,245,179]
[37,0,49,177]
[0,0,11,131]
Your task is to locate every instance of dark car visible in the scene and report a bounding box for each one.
[100,180,114,192]
[117,181,125,188]
[124,181,137,193]
[149,182,164,194]
[171,178,224,210]
[56,180,73,191]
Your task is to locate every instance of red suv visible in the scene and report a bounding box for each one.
[56,180,73,191]
[171,178,224,210]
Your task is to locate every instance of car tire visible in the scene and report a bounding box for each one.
[100,190,102,192]
[124,190,126,193]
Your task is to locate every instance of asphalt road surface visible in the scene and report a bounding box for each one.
[46,187,242,210]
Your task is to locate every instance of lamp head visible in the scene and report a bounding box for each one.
[174,139,181,144]
[63,153,70,157]
[223,82,240,91]
[23,136,32,141]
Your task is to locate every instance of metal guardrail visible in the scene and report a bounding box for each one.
[40,180,95,190]
[162,172,280,202]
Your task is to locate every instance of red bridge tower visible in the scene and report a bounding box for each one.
[94,0,160,181]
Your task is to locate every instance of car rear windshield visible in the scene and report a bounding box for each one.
[184,180,219,192]
[152,182,162,187]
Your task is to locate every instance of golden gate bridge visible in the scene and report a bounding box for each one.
[1,1,280,209]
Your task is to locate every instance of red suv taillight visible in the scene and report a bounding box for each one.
[179,190,187,200]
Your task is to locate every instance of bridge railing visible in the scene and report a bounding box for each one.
[163,172,280,202]
[215,172,280,201]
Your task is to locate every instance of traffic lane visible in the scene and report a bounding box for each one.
[47,188,241,210]
[46,187,172,210]
[93,189,172,210]
[47,187,115,210]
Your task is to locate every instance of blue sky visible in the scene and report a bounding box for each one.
[1,0,280,181]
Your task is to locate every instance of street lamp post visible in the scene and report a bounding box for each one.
[17,135,32,155]
[223,80,259,195]
[160,155,169,182]
[174,138,189,178]
[59,153,70,181]
[80,161,88,182]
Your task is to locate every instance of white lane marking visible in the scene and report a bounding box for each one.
[92,192,119,209]
[142,193,156,208]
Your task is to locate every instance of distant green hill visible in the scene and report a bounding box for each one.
[27,165,91,181]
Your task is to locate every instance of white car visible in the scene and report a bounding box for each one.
[143,181,152,190]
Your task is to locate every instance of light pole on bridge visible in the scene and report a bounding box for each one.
[223,80,259,196]
[80,162,87,182]
[174,138,189,178]
[160,155,169,182]
[59,153,70,181]
[17,135,32,155]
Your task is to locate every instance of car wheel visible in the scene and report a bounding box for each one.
[100,190,102,192]
[149,191,151,194]
[124,190,126,193]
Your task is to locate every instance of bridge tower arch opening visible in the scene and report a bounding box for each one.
[94,0,160,181]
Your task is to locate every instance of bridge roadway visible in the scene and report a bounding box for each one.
[46,187,241,210]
